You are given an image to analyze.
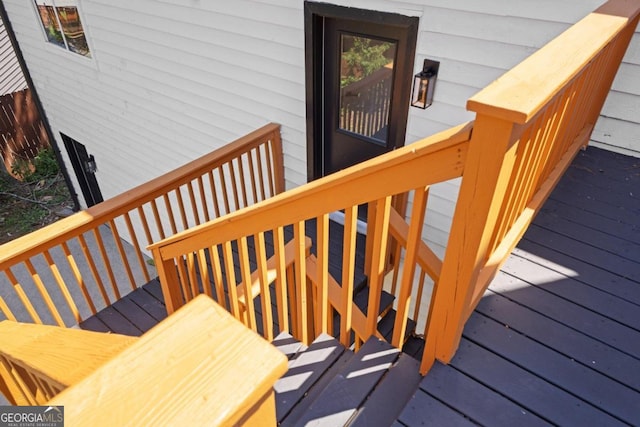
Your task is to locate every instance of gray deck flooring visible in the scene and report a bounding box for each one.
[398,146,640,426]
[77,146,640,426]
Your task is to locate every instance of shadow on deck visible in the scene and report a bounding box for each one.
[80,146,640,426]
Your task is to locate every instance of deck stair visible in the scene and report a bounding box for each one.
[272,332,422,427]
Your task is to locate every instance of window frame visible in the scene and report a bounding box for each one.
[32,0,93,60]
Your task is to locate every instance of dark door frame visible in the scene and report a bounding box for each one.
[61,134,103,207]
[304,2,418,181]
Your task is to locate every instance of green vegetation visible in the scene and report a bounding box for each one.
[341,37,394,88]
[0,149,73,245]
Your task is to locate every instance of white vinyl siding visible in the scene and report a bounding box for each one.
[0,18,27,95]
[2,0,638,253]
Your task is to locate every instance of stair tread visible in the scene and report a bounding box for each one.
[280,350,354,426]
[272,331,306,360]
[331,287,395,340]
[352,286,394,314]
[291,337,400,427]
[377,309,417,344]
[347,353,422,427]
[275,333,347,422]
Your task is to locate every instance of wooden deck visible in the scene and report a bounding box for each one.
[78,146,640,426]
[398,146,640,426]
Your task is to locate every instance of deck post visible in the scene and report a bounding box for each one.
[423,115,521,371]
[152,248,184,314]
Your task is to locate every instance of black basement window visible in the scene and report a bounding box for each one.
[34,0,91,58]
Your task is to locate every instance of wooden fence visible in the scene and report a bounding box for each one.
[0,123,283,327]
[0,88,50,177]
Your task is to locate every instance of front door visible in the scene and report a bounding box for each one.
[305,4,418,179]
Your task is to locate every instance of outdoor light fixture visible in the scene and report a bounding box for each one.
[411,59,440,109]
[84,155,98,174]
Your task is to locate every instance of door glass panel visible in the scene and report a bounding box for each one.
[339,34,396,143]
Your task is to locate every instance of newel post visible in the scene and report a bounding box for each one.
[151,247,184,315]
[421,114,521,373]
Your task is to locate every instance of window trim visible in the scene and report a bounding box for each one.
[32,0,93,60]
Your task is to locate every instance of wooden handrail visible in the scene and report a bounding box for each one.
[423,0,640,373]
[0,123,283,269]
[466,0,640,123]
[48,295,287,426]
[150,123,471,259]
[0,321,135,405]
[0,124,283,326]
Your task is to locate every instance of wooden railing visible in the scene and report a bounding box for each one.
[0,320,136,405]
[149,123,471,347]
[150,0,639,373]
[0,123,283,327]
[1,296,287,426]
[423,0,640,372]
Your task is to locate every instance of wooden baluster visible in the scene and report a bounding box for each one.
[286,264,298,337]
[413,269,427,330]
[238,237,257,331]
[236,156,249,209]
[124,212,151,282]
[136,206,155,247]
[174,255,192,304]
[366,196,392,338]
[186,252,199,300]
[208,171,221,218]
[269,130,285,195]
[196,248,213,299]
[61,242,100,313]
[246,150,259,205]
[264,144,276,198]
[150,199,166,239]
[43,250,80,324]
[315,213,330,336]
[187,181,201,226]
[293,221,309,344]
[227,161,241,211]
[223,241,240,318]
[392,186,428,348]
[340,205,358,346]
[3,269,43,323]
[196,176,211,222]
[218,167,231,215]
[23,260,65,326]
[174,188,189,231]
[77,233,114,301]
[108,220,137,291]
[162,194,178,235]
[273,227,289,333]
[254,232,273,340]
[209,245,226,309]
[255,146,267,202]
[0,296,16,322]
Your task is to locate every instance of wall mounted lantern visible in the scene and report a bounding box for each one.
[84,155,98,174]
[411,59,440,109]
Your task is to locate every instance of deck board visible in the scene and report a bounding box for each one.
[417,362,552,426]
[464,311,640,425]
[475,291,640,392]
[399,147,640,426]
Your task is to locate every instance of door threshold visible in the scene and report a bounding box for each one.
[328,211,368,235]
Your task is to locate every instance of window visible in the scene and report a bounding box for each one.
[34,0,90,58]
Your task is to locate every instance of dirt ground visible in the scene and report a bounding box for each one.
[0,171,74,245]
